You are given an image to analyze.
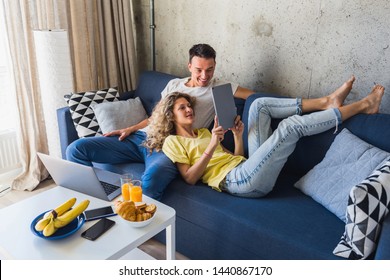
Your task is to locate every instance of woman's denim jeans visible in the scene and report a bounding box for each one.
[224,97,342,198]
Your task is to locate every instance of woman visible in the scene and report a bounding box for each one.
[144,77,385,197]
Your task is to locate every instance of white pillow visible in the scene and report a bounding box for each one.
[91,97,148,134]
[294,128,390,221]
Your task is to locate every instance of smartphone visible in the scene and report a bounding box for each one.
[84,206,117,221]
[81,218,115,241]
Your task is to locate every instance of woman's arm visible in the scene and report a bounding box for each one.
[231,116,245,156]
[176,117,225,185]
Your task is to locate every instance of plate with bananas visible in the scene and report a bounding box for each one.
[30,198,90,240]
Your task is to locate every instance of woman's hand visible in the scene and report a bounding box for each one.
[211,116,225,145]
[231,115,245,157]
[231,115,244,137]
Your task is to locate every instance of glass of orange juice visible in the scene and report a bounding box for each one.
[120,173,133,201]
[129,180,143,202]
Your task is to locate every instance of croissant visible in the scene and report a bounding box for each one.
[115,200,137,221]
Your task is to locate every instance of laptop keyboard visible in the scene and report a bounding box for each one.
[100,181,119,195]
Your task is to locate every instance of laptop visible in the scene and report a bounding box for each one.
[37,152,121,201]
[212,83,237,130]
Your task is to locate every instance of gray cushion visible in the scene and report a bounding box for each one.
[294,128,390,221]
[91,97,148,134]
[333,160,390,259]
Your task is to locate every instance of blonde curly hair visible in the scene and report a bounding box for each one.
[143,92,196,152]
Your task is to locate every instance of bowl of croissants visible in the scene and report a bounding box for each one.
[114,200,157,227]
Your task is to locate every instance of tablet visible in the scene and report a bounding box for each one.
[212,83,237,129]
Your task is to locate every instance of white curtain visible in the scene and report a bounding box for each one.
[1,0,138,191]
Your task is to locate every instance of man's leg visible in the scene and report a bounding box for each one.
[66,132,146,166]
[142,150,179,200]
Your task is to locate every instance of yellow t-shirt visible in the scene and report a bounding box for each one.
[162,128,245,191]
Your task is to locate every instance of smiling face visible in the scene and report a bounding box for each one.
[173,97,195,126]
[187,56,216,87]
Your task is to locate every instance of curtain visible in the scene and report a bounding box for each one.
[1,0,138,191]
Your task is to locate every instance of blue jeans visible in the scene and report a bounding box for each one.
[66,131,178,200]
[223,97,342,198]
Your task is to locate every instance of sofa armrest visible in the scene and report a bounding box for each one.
[57,107,79,159]
[374,215,390,259]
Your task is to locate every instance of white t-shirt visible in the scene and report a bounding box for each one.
[161,77,239,129]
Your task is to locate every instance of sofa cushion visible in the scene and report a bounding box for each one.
[294,128,390,221]
[90,97,148,134]
[134,71,179,116]
[65,87,119,137]
[333,160,390,259]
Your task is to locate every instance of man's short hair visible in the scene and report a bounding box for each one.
[189,44,216,63]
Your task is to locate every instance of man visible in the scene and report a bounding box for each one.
[66,43,254,200]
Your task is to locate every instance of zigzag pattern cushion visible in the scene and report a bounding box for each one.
[333,161,390,259]
[65,88,119,138]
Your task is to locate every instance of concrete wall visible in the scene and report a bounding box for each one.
[134,0,390,113]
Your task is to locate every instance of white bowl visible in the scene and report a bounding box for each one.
[126,212,156,228]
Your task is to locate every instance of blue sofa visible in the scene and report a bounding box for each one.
[57,71,390,260]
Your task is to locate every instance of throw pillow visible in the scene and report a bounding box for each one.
[90,97,148,134]
[333,161,390,259]
[294,128,390,221]
[66,87,119,138]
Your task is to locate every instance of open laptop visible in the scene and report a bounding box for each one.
[212,83,237,130]
[37,152,121,201]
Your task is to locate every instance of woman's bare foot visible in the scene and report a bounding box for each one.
[325,75,355,109]
[360,84,385,114]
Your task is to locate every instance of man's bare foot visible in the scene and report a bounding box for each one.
[325,75,355,109]
[361,84,385,114]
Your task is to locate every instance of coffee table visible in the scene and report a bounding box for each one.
[0,186,176,260]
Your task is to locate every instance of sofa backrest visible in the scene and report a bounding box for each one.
[284,113,390,178]
[134,71,179,116]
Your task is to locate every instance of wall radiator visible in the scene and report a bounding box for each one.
[0,130,21,174]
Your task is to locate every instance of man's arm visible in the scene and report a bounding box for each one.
[234,86,254,100]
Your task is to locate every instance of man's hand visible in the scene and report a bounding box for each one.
[103,127,133,141]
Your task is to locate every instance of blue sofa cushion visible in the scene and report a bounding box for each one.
[333,160,390,259]
[295,128,390,221]
[134,71,178,116]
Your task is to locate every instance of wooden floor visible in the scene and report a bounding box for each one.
[0,178,189,260]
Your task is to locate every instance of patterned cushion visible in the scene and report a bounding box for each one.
[295,128,390,221]
[65,88,119,138]
[333,161,390,259]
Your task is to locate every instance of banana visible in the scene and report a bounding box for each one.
[42,218,57,237]
[34,197,77,231]
[34,213,51,231]
[54,200,90,228]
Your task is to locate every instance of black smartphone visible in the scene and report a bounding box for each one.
[81,218,115,241]
[84,206,117,221]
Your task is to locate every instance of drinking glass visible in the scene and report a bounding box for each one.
[120,173,133,201]
[129,180,143,202]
